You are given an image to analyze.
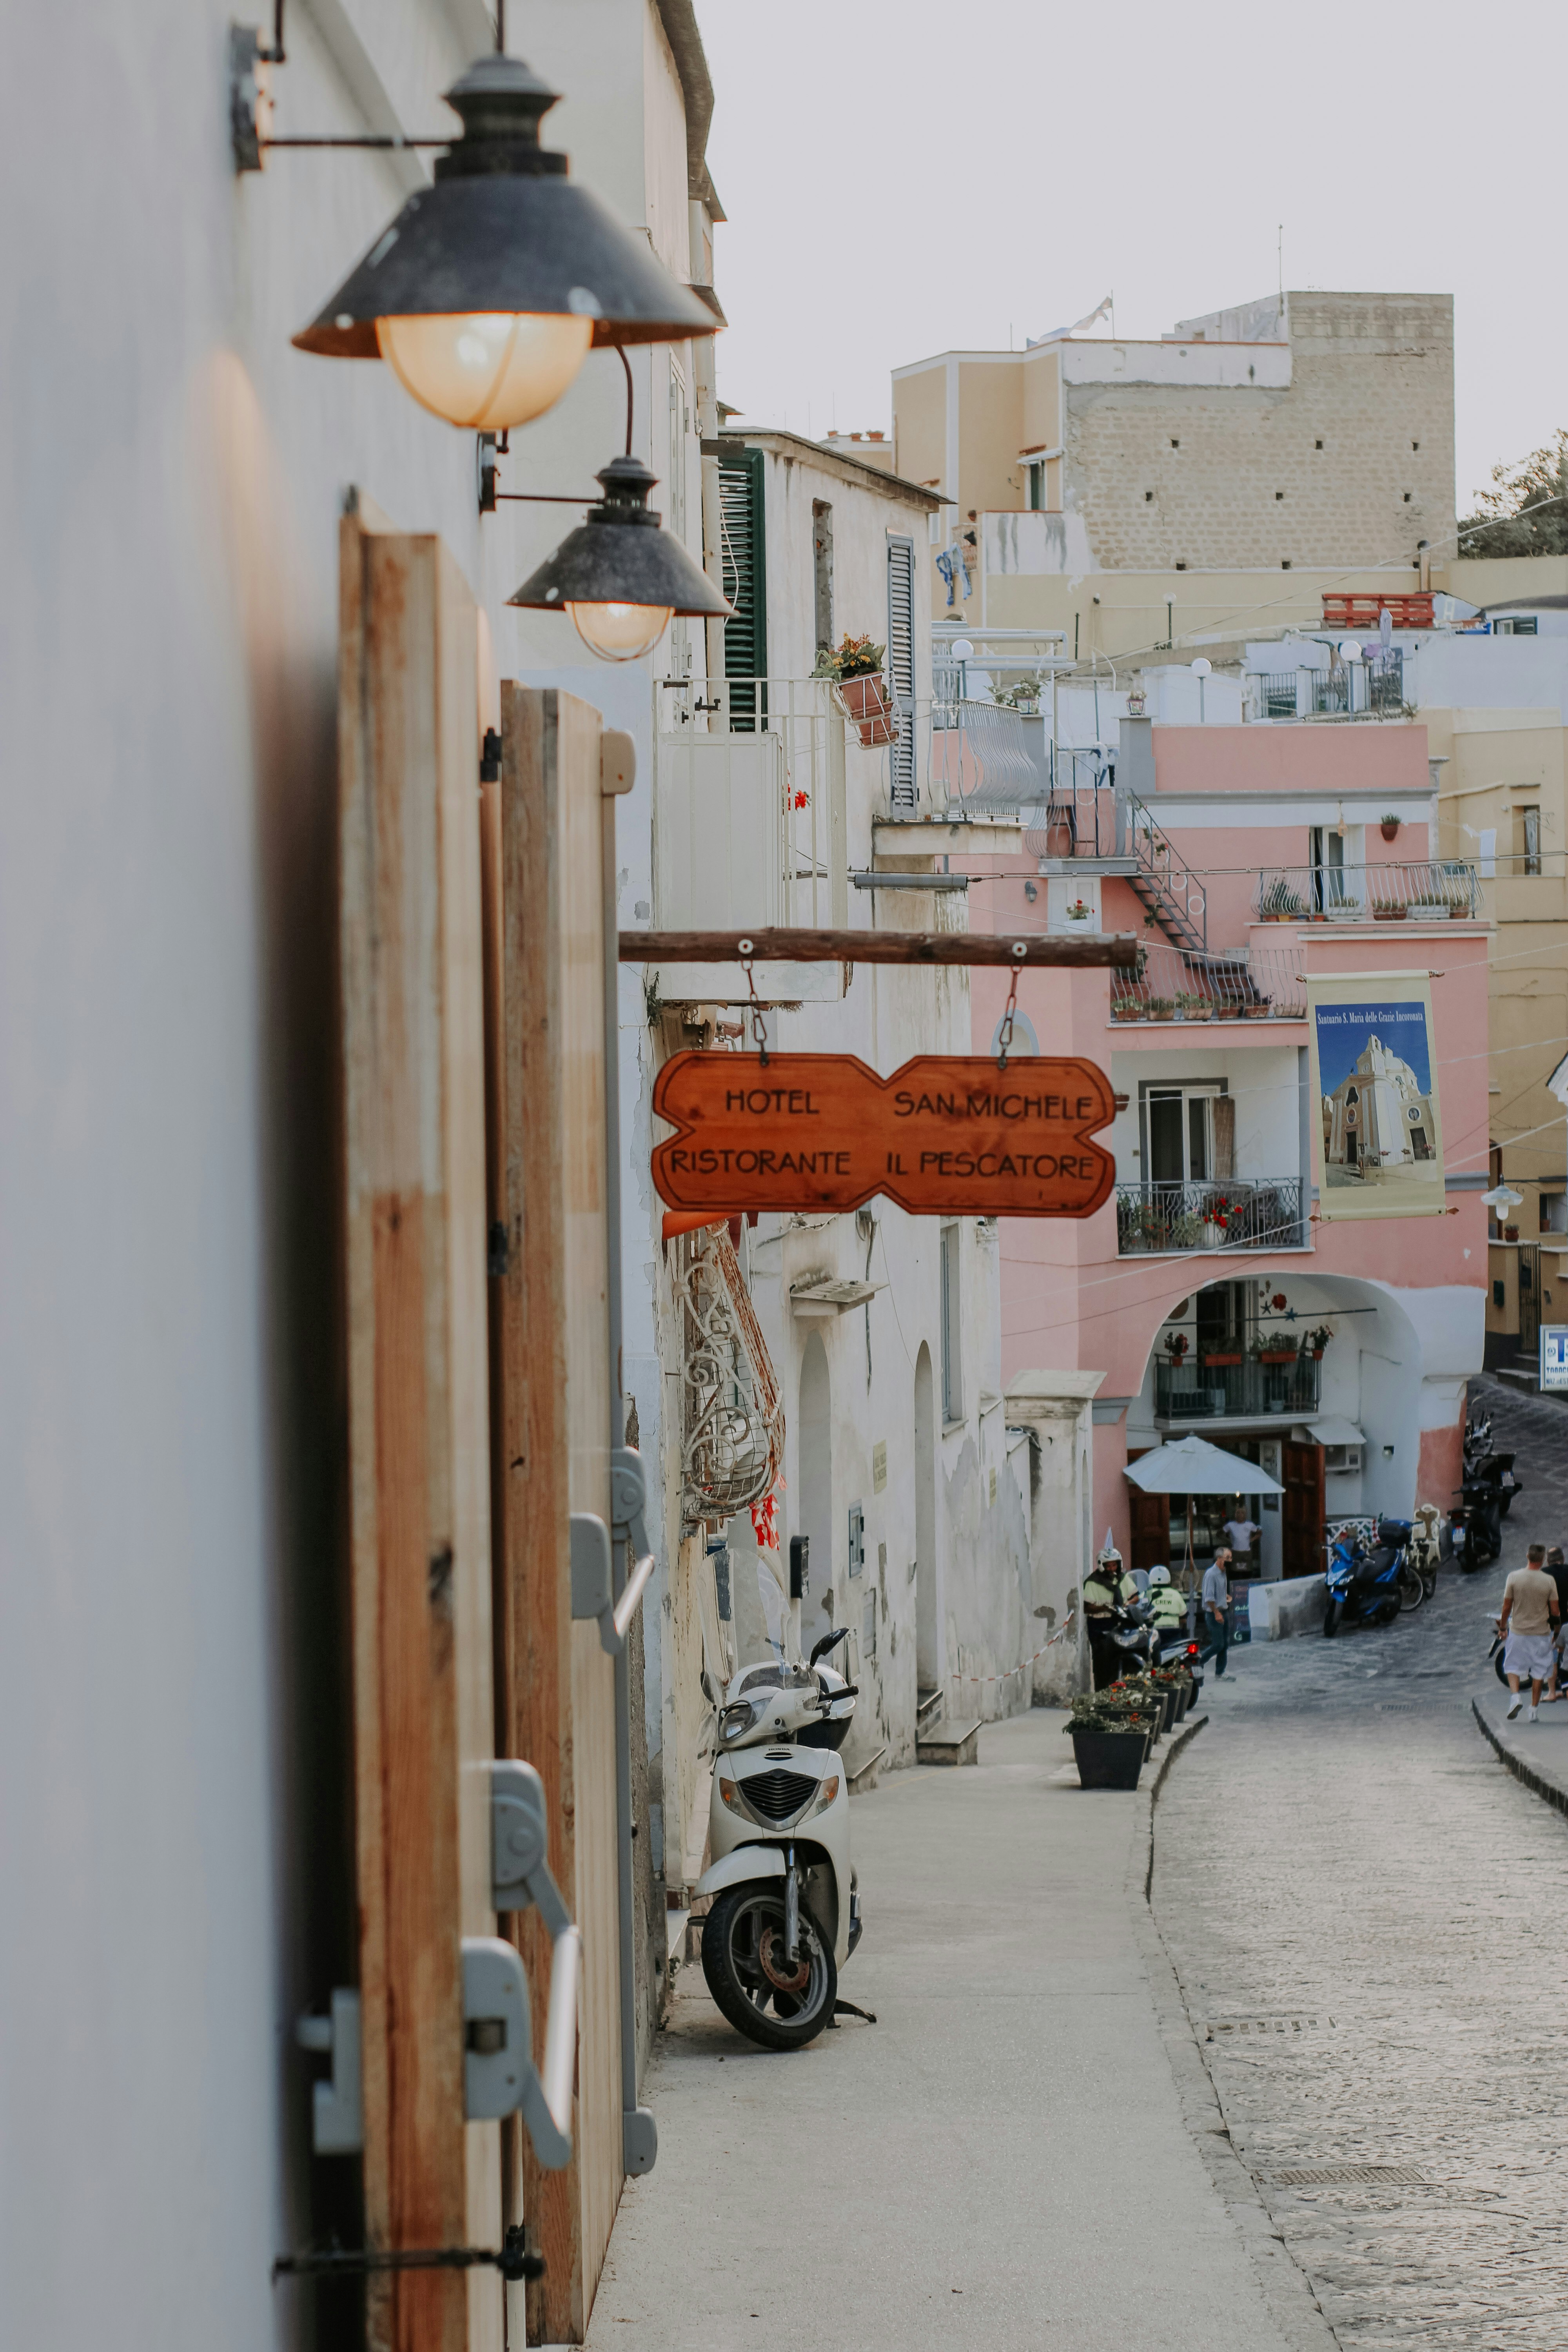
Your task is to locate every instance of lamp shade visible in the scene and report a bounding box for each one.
[508,457,731,663]
[292,56,719,405]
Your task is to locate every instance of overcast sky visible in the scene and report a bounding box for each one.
[694,0,1564,516]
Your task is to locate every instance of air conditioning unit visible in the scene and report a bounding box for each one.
[1324,1442,1362,1474]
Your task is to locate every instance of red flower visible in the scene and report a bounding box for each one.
[792,790,809,810]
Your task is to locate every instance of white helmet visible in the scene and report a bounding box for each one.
[1149,1565,1171,1587]
[1097,1544,1123,1569]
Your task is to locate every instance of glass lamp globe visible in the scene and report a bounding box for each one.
[374,310,592,432]
[568,599,675,663]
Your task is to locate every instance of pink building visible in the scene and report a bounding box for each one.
[969,716,1488,1588]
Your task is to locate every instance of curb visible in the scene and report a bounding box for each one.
[1471,1695,1568,1815]
[1129,1713,1343,2352]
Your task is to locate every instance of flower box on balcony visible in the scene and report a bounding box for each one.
[840,673,897,748]
[1241,1001,1272,1019]
[1372,903,1407,921]
[1201,1352,1241,1367]
[1407,904,1450,922]
[1258,1350,1297,1366]
[1110,999,1140,1021]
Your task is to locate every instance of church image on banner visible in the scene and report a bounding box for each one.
[1323,1031,1437,1182]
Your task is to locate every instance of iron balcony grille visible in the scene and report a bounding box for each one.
[1110,942,1305,1024]
[1156,1355,1322,1423]
[1117,1178,1307,1256]
[739,1768,818,1823]
[1254,859,1480,922]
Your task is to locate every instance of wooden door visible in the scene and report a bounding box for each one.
[1519,1243,1540,1354]
[484,686,621,2344]
[338,502,501,2352]
[1282,1440,1325,1580]
[1129,1484,1170,1574]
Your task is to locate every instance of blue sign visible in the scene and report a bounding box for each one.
[1541,1327,1568,1394]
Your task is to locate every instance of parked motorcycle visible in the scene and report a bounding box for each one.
[1451,1480,1503,1569]
[1323,1524,1421,1634]
[695,1630,865,2052]
[1472,1449,1522,1518]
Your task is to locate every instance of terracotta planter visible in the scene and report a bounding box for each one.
[1202,1353,1241,1367]
[1373,906,1407,922]
[1504,1224,1520,1242]
[1258,1350,1296,1365]
[1381,819,1401,841]
[839,672,897,748]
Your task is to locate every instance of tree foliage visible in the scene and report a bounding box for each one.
[1458,432,1568,559]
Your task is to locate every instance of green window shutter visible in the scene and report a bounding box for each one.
[886,536,916,809]
[719,450,767,730]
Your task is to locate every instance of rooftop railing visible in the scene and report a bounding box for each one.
[1254,860,1481,922]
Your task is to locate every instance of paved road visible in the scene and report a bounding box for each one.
[1151,1378,1568,2349]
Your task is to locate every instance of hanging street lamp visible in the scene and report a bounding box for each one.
[508,457,731,664]
[288,54,718,432]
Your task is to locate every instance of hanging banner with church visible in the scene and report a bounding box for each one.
[1305,971,1445,1220]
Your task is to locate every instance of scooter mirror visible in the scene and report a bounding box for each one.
[810,1628,850,1668]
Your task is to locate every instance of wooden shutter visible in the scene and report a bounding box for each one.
[1212,1094,1236,1180]
[338,503,501,2352]
[1282,1441,1325,1579]
[719,450,767,729]
[484,686,622,2343]
[886,535,917,810]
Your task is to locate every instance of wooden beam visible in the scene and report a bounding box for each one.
[339,512,501,2352]
[621,927,1140,967]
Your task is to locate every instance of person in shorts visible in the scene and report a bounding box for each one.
[1499,1543,1560,1722]
[1544,1545,1568,1702]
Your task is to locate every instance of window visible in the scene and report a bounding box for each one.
[1144,1084,1227,1185]
[1521,806,1541,875]
[1144,488,1154,503]
[1314,438,1324,450]
[1028,462,1046,511]
[1495,615,1539,636]
[812,499,834,656]
[718,449,767,728]
[940,1222,963,1423]
[848,1501,864,1577]
[1275,490,1285,501]
[887,537,917,810]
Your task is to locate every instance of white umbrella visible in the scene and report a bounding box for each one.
[1123,1434,1284,1496]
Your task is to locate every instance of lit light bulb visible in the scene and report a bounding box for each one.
[374,311,592,431]
[568,600,675,663]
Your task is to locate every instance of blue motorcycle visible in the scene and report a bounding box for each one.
[1323,1523,1423,1636]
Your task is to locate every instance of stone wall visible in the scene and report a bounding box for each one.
[1063,292,1454,573]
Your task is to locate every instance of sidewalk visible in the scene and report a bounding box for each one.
[1473,1668,1568,1815]
[583,1709,1328,2352]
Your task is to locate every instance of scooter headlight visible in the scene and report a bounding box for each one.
[720,1700,760,1743]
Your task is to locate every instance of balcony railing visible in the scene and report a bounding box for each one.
[1155,1354,1322,1423]
[1109,941,1306,1023]
[1254,859,1480,922]
[1116,1178,1307,1255]
[929,696,1043,812]
[1247,652,1404,721]
[655,675,850,930]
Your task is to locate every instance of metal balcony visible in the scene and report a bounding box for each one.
[1155,1355,1322,1425]
[1254,860,1481,922]
[1116,1178,1307,1255]
[1109,942,1306,1023]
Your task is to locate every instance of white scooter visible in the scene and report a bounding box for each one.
[694,1629,868,2051]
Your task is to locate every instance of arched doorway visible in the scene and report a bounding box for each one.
[799,1330,833,1650]
[914,1342,938,1687]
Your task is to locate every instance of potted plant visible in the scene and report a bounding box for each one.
[1110,994,1141,1021]
[1169,1211,1205,1248]
[819,633,896,746]
[1148,997,1176,1022]
[1257,1341,1298,1365]
[1371,898,1407,921]
[1302,1323,1332,1360]
[1064,897,1094,925]
[1504,1223,1520,1242]
[1380,813,1402,842]
[1063,1692,1149,1789]
[1126,687,1147,716]
[1241,995,1272,1019]
[1202,1347,1242,1367]
[1165,1331,1190,1366]
[1260,878,1307,922]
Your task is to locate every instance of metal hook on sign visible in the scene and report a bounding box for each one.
[995,944,1027,1071]
[738,938,769,1067]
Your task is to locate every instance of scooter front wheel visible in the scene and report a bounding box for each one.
[700,1884,838,2053]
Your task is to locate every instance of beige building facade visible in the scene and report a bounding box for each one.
[893,290,1457,653]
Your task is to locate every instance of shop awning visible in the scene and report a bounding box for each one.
[1306,1417,1364,1447]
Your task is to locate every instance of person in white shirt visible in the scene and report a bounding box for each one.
[1199,1548,1233,1678]
[1223,1513,1259,1567]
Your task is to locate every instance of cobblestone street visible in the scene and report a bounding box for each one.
[1152,1378,1568,2348]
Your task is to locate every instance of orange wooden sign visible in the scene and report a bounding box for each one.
[651,1052,1115,1219]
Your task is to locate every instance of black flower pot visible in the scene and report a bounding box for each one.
[1172,1681,1191,1724]
[1070,1727,1147,1790]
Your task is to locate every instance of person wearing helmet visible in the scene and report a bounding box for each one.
[1083,1543,1123,1689]
[1147,1564,1189,1638]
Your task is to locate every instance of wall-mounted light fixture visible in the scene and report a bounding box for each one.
[234,9,717,433]
[508,457,731,664]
